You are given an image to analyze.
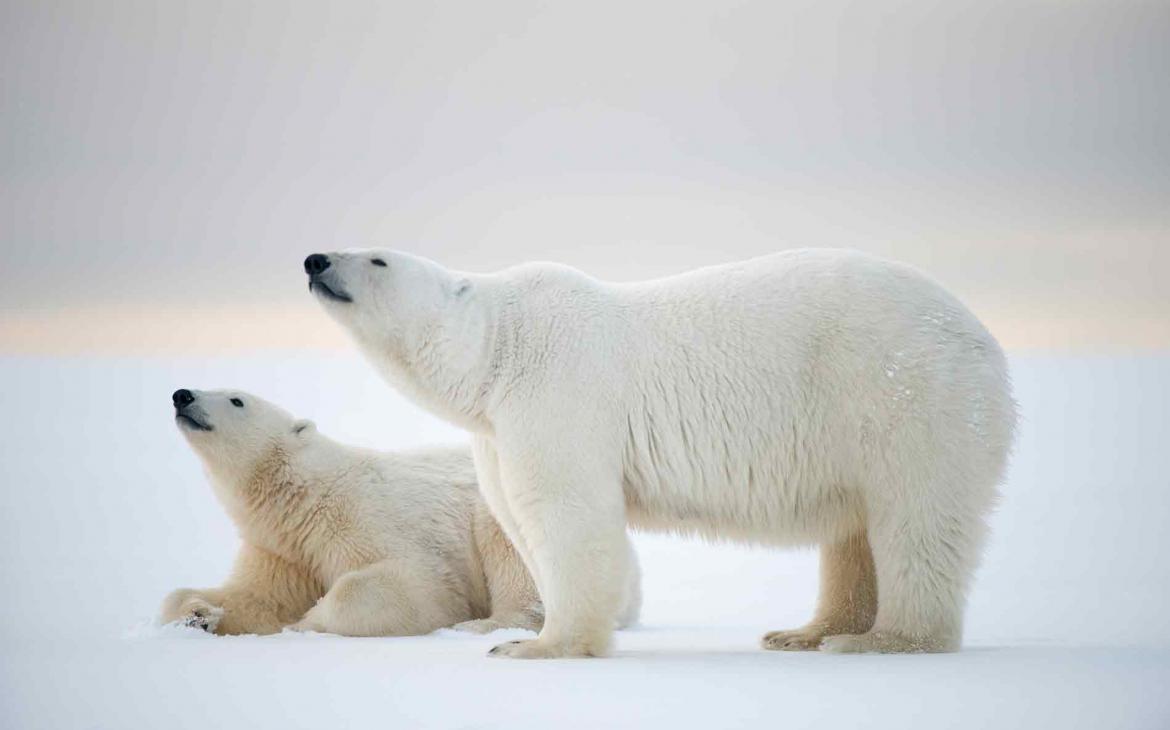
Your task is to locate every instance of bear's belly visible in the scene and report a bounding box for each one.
[620,420,863,545]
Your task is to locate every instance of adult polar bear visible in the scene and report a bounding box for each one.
[304,248,1015,657]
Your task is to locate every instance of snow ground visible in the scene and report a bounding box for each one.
[2,353,1168,729]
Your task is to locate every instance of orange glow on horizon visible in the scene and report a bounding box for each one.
[2,304,1166,356]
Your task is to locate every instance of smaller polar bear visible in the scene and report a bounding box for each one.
[160,388,642,636]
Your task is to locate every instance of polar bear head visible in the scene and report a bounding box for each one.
[302,249,473,352]
[172,388,316,487]
[302,249,487,427]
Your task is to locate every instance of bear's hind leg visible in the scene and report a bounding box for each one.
[292,560,464,637]
[821,482,988,654]
[762,530,876,651]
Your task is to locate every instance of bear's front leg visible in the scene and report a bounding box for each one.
[487,432,630,659]
[158,545,321,635]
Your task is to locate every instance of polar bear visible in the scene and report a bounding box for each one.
[303,248,1015,657]
[160,388,642,636]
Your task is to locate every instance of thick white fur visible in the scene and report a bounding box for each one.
[309,248,1015,657]
[161,390,642,636]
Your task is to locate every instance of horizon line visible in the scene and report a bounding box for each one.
[2,303,1168,356]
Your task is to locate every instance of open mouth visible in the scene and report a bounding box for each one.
[176,413,213,431]
[309,279,352,303]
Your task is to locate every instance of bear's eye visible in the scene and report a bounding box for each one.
[230,398,244,408]
[371,258,387,267]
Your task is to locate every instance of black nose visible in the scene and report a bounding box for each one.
[172,389,195,408]
[304,254,331,275]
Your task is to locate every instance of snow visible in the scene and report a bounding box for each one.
[2,352,1168,729]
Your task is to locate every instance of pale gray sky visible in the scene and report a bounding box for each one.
[3,0,1168,352]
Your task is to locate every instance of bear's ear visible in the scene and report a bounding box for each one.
[292,419,316,437]
[452,278,472,298]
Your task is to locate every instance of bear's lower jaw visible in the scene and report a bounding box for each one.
[309,279,352,303]
[176,413,213,431]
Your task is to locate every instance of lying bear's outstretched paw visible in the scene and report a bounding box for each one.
[160,590,224,633]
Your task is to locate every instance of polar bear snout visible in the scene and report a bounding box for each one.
[173,389,213,432]
[305,253,353,304]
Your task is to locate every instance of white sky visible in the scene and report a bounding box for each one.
[3,0,1168,352]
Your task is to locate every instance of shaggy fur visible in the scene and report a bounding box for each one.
[160,389,643,636]
[307,248,1014,657]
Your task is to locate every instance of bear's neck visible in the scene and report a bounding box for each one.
[372,282,501,433]
[220,448,335,569]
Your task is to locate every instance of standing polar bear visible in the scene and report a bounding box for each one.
[161,387,642,636]
[304,248,1015,657]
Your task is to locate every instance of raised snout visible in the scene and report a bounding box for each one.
[304,253,352,303]
[172,388,212,431]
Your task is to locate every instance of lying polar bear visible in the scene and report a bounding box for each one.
[160,388,641,636]
[304,248,1015,657]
